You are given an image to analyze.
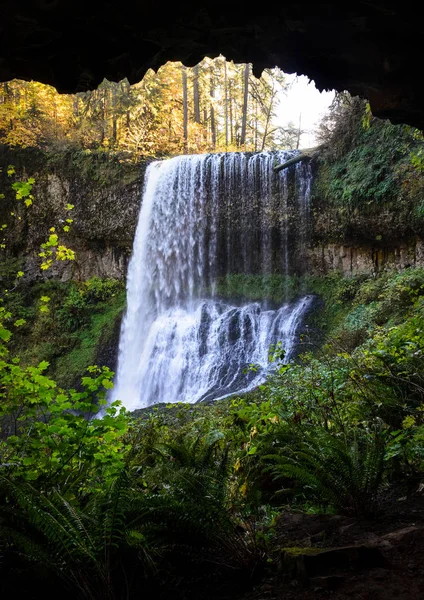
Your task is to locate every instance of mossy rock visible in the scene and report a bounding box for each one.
[278,545,384,580]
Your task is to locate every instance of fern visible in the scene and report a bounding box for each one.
[0,467,148,600]
[134,431,258,572]
[262,426,386,515]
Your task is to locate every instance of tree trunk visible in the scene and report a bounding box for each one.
[261,87,277,151]
[112,85,117,146]
[224,60,228,149]
[210,66,216,148]
[73,95,79,117]
[125,82,131,137]
[99,88,106,146]
[240,63,249,147]
[193,64,201,124]
[273,147,321,172]
[254,99,258,152]
[229,79,234,145]
[182,65,188,152]
[1,82,11,104]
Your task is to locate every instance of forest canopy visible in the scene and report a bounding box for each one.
[0,57,302,158]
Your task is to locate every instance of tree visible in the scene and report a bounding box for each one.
[209,62,217,149]
[182,65,189,152]
[193,64,201,125]
[240,64,249,147]
[0,57,291,156]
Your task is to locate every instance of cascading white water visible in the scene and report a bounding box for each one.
[112,152,312,411]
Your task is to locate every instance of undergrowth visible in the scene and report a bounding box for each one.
[3,277,126,387]
[1,267,424,598]
[313,95,424,239]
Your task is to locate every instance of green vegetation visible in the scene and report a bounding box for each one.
[2,266,424,598]
[313,95,424,239]
[213,269,424,344]
[1,94,424,598]
[215,273,301,303]
[0,144,142,191]
[45,146,143,187]
[4,278,125,387]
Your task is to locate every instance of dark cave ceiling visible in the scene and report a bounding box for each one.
[1,1,423,129]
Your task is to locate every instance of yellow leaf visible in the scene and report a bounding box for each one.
[402,415,416,429]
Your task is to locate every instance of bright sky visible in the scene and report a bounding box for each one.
[276,73,335,148]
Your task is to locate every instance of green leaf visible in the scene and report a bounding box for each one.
[48,234,58,246]
[0,327,12,341]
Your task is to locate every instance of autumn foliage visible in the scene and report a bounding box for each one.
[0,57,299,158]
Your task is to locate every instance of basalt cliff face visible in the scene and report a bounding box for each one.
[1,146,423,285]
[0,146,144,282]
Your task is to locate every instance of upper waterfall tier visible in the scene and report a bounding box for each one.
[113,152,312,410]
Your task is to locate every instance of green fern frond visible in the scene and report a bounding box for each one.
[260,426,387,515]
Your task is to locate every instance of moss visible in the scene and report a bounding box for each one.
[45,146,145,187]
[54,290,126,387]
[214,273,305,304]
[300,267,424,354]
[131,397,233,427]
[281,547,324,556]
[4,279,126,388]
[0,143,144,192]
[311,107,424,243]
[0,257,25,282]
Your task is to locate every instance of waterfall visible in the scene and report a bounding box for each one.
[112,152,312,411]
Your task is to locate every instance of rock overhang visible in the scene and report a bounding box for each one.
[1,2,423,129]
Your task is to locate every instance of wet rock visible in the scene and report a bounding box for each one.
[381,526,423,546]
[279,545,385,580]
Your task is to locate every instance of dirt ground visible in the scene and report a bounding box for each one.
[245,486,424,600]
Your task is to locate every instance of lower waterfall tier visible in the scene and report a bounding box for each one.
[113,296,311,410]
